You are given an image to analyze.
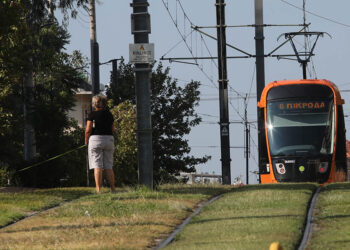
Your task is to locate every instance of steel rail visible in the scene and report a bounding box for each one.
[298,186,321,250]
[153,193,224,249]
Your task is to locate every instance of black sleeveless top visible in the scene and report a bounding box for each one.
[87,110,114,135]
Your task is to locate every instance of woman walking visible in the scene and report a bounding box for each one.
[85,94,116,193]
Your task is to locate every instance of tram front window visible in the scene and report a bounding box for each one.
[266,99,334,157]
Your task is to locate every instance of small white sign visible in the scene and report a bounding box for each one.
[221,126,229,136]
[129,43,154,64]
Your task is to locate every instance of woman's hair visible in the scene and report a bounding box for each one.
[92,94,108,109]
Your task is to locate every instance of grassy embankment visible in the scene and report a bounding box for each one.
[165,183,318,250]
[306,182,350,250]
[0,187,94,227]
[0,185,229,249]
[2,184,333,249]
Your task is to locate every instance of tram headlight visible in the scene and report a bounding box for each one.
[318,162,328,173]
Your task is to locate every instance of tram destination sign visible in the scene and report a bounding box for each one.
[279,101,326,110]
[271,100,329,114]
[129,43,154,64]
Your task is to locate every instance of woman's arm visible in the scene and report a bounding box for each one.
[85,120,93,145]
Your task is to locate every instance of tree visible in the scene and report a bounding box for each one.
[0,1,25,167]
[106,60,210,184]
[0,0,90,187]
[150,64,210,183]
[110,101,138,186]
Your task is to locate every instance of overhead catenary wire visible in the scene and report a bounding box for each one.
[245,65,256,107]
[161,0,247,123]
[161,30,196,58]
[161,0,218,90]
[161,0,312,178]
[281,0,350,28]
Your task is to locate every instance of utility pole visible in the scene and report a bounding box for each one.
[90,0,100,95]
[130,0,153,189]
[48,0,54,16]
[216,0,231,185]
[244,103,250,185]
[23,6,36,161]
[23,65,36,161]
[254,0,265,181]
[111,59,118,88]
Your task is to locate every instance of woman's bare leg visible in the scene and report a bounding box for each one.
[105,169,116,192]
[94,168,103,193]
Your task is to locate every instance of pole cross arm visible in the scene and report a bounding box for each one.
[192,25,253,57]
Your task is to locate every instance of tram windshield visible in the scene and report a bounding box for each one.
[266,99,335,157]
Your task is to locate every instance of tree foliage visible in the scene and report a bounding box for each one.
[0,0,89,187]
[106,60,210,184]
[110,101,138,186]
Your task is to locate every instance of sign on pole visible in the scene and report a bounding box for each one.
[129,43,154,64]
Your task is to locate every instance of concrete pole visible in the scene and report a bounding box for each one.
[216,0,231,185]
[90,0,100,95]
[131,0,153,189]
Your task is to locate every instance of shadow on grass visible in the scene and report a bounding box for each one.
[332,240,350,244]
[105,186,230,201]
[159,186,229,195]
[33,188,94,199]
[322,182,350,191]
[112,184,317,201]
[320,214,350,220]
[191,214,302,225]
[231,183,318,193]
[3,220,173,234]
[171,240,250,247]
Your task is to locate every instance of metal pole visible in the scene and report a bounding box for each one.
[111,59,118,88]
[23,8,36,161]
[216,0,231,185]
[254,0,266,180]
[245,107,249,185]
[131,0,153,189]
[23,68,36,161]
[86,150,90,186]
[90,0,100,95]
[48,0,54,17]
[302,61,307,79]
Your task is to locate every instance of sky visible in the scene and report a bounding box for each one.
[59,0,350,184]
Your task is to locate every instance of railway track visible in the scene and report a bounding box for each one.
[155,185,322,250]
[297,186,321,250]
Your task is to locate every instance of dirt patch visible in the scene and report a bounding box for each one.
[0,187,36,193]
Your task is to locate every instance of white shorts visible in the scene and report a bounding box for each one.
[88,135,114,170]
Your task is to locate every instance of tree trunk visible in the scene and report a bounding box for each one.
[23,63,36,161]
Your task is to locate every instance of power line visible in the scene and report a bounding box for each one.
[281,0,350,28]
[245,65,256,107]
[161,0,249,123]
[161,29,195,58]
[161,0,218,90]
[198,113,219,118]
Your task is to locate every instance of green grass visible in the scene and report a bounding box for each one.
[0,184,230,249]
[0,187,94,227]
[165,183,318,250]
[306,183,350,250]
